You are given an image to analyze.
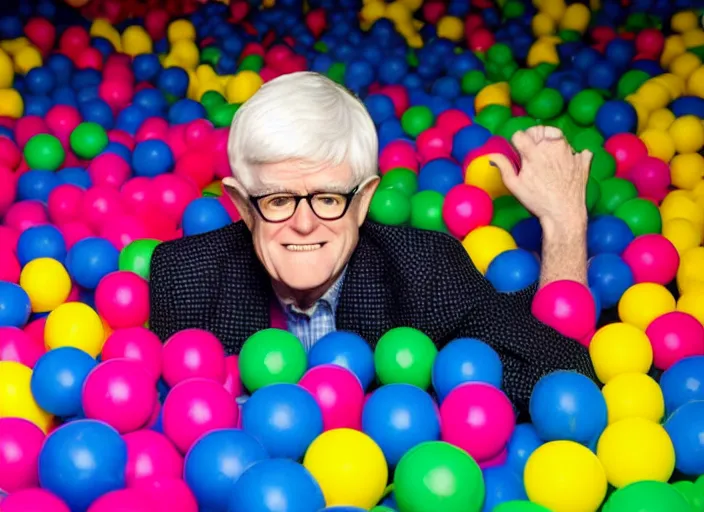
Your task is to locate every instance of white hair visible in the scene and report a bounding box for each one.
[227,71,379,193]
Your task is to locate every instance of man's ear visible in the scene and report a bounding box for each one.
[222,176,254,230]
[355,175,380,226]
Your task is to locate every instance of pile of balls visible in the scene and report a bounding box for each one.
[0,0,703,510]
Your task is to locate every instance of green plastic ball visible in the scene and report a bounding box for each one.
[475,105,513,134]
[379,168,418,197]
[614,197,662,236]
[401,106,434,138]
[24,134,65,171]
[586,177,600,213]
[593,177,638,215]
[557,29,581,42]
[461,70,487,95]
[326,62,346,84]
[200,90,226,108]
[503,0,526,18]
[549,114,581,141]
[410,190,446,232]
[617,70,650,99]
[313,41,327,53]
[406,49,419,67]
[671,481,704,512]
[118,239,161,280]
[568,89,606,126]
[526,88,564,120]
[369,188,412,225]
[487,43,514,65]
[209,103,239,127]
[238,54,264,72]
[589,149,617,182]
[70,122,109,159]
[394,441,485,512]
[571,128,605,153]
[238,328,307,393]
[602,480,691,512]
[509,69,545,106]
[498,116,537,142]
[374,326,437,389]
[493,502,552,512]
[491,195,531,232]
[200,46,221,66]
[533,62,557,79]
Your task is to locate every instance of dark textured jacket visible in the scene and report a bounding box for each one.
[149,220,598,415]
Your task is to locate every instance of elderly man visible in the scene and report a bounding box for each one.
[149,71,596,413]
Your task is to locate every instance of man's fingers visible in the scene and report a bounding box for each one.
[488,153,519,191]
[579,150,593,182]
[511,131,536,159]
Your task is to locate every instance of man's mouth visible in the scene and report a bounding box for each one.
[283,242,327,252]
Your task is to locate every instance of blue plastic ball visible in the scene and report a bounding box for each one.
[169,99,207,124]
[46,53,74,86]
[101,142,131,163]
[24,95,52,117]
[17,169,61,202]
[378,119,406,149]
[26,67,56,95]
[418,158,463,195]
[16,225,67,267]
[486,248,540,293]
[605,38,635,69]
[0,282,31,328]
[587,60,617,90]
[52,86,78,108]
[587,215,634,256]
[132,139,174,177]
[308,331,375,390]
[511,216,543,254]
[573,47,600,73]
[65,237,119,289]
[595,100,637,138]
[91,37,115,59]
[481,465,528,511]
[630,59,664,76]
[365,94,396,125]
[378,55,409,85]
[182,197,232,236]
[587,253,634,309]
[431,76,461,100]
[659,356,704,414]
[157,67,190,98]
[670,96,704,118]
[115,104,149,135]
[432,338,503,401]
[664,400,704,476]
[133,54,162,83]
[133,88,168,117]
[452,124,491,162]
[57,167,92,189]
[505,423,543,477]
[79,99,115,130]
[72,69,102,90]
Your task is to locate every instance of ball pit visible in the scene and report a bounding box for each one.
[0,0,702,510]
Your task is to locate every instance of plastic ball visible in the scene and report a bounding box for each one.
[603,480,691,512]
[660,355,704,414]
[379,140,418,174]
[374,326,437,389]
[65,237,119,290]
[524,441,607,512]
[618,282,675,330]
[0,417,45,493]
[93,271,149,330]
[299,364,364,431]
[531,280,596,341]
[123,429,183,487]
[70,122,108,159]
[604,133,648,176]
[505,423,543,478]
[23,133,65,171]
[132,139,174,177]
[18,257,71,314]
[86,489,151,512]
[621,234,679,285]
[486,248,540,293]
[181,197,231,236]
[668,114,704,153]
[670,153,704,191]
[663,400,704,477]
[587,253,634,309]
[0,488,70,512]
[307,330,375,391]
[44,302,104,357]
[461,226,517,274]
[118,239,160,281]
[588,322,653,384]
[161,329,226,387]
[132,478,197,512]
[602,372,664,425]
[303,428,388,509]
[0,326,43,369]
[596,417,675,488]
[238,328,307,393]
[645,311,704,370]
[442,184,493,239]
[0,283,31,328]
[628,156,670,200]
[225,70,263,104]
[101,327,161,382]
[432,337,503,401]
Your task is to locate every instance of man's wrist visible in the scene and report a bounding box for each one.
[539,209,588,239]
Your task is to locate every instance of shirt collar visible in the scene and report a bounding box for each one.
[276,266,348,317]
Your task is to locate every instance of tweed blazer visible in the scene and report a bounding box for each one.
[149,220,598,414]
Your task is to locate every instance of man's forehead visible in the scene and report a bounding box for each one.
[255,160,354,192]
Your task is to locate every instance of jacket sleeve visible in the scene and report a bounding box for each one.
[148,243,181,343]
[433,238,598,415]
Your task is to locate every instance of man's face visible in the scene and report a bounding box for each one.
[228,160,378,301]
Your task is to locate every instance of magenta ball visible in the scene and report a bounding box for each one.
[441,184,494,239]
[210,129,231,178]
[120,177,152,215]
[48,184,84,225]
[416,128,452,163]
[436,109,472,135]
[628,156,670,199]
[135,117,169,143]
[132,478,198,512]
[87,489,152,512]
[81,186,125,232]
[123,430,184,487]
[4,200,48,233]
[298,364,364,431]
[108,129,135,150]
[162,329,226,387]
[99,79,134,112]
[60,221,94,249]
[439,382,515,462]
[0,137,21,169]
[0,248,20,283]
[15,116,48,148]
[0,418,45,493]
[167,125,189,159]
[0,167,16,217]
[150,174,199,225]
[23,318,46,348]
[379,85,409,117]
[479,447,508,469]
[45,106,82,146]
[99,215,150,251]
[0,326,44,368]
[0,226,19,251]
[102,327,162,382]
[223,355,243,398]
[645,311,704,370]
[0,488,69,512]
[184,119,213,148]
[174,151,215,189]
[88,153,131,189]
[622,234,679,285]
[161,377,239,453]
[379,139,419,174]
[531,280,596,341]
[94,271,150,329]
[82,359,157,434]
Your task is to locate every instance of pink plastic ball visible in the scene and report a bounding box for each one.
[137,205,179,241]
[435,109,472,135]
[61,151,83,170]
[48,184,84,225]
[66,282,80,302]
[416,128,452,163]
[264,44,293,70]
[298,364,364,431]
[132,478,198,512]
[167,125,189,160]
[628,156,670,200]
[622,234,679,285]
[99,80,134,113]
[174,151,215,189]
[82,359,157,434]
[531,280,597,341]
[136,118,169,143]
[162,329,226,387]
[88,153,131,189]
[184,119,214,149]
[87,489,152,512]
[0,488,69,512]
[379,85,410,118]
[123,430,184,487]
[604,133,649,177]
[81,186,125,232]
[4,200,48,233]
[479,447,508,469]
[45,106,81,146]
[95,271,150,329]
[0,225,19,251]
[162,377,239,453]
[108,129,135,150]
[0,166,16,217]
[0,418,45,492]
[23,318,46,348]
[99,214,150,250]
[645,311,704,370]
[223,355,243,398]
[76,47,103,71]
[15,116,48,148]
[440,382,515,462]
[150,174,200,225]
[210,129,231,178]
[0,248,20,283]
[59,221,94,249]
[0,137,21,169]
[0,327,44,368]
[120,177,151,215]
[441,184,493,239]
[102,327,162,382]
[379,140,419,174]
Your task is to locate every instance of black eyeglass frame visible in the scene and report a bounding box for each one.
[247,185,361,223]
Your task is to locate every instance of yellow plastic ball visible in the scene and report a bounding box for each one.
[540,0,566,22]
[677,290,704,325]
[90,19,122,52]
[660,189,704,230]
[639,128,676,162]
[669,115,704,153]
[661,35,687,68]
[588,322,653,384]
[436,16,464,42]
[461,225,517,274]
[475,82,511,113]
[385,2,412,25]
[683,29,704,49]
[687,65,704,98]
[0,49,13,89]
[618,283,676,331]
[226,70,264,104]
[0,89,24,119]
[398,0,422,10]
[645,108,675,132]
[45,302,105,357]
[526,40,560,67]
[532,12,556,37]
[406,32,423,49]
[633,81,671,111]
[524,440,607,512]
[0,361,53,433]
[197,80,225,100]
[303,429,388,509]
[559,3,591,34]
[169,40,199,70]
[0,37,29,56]
[671,10,700,33]
[630,100,650,134]
[186,69,199,100]
[596,417,675,488]
[121,26,153,57]
[464,155,510,199]
[602,372,664,424]
[652,73,686,99]
[670,52,701,80]
[360,0,386,23]
[670,153,704,190]
[678,247,704,294]
[19,258,71,313]
[168,19,196,44]
[14,45,42,74]
[663,218,701,256]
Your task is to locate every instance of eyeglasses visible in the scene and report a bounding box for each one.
[249,186,361,223]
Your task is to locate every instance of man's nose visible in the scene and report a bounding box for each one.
[289,199,316,234]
